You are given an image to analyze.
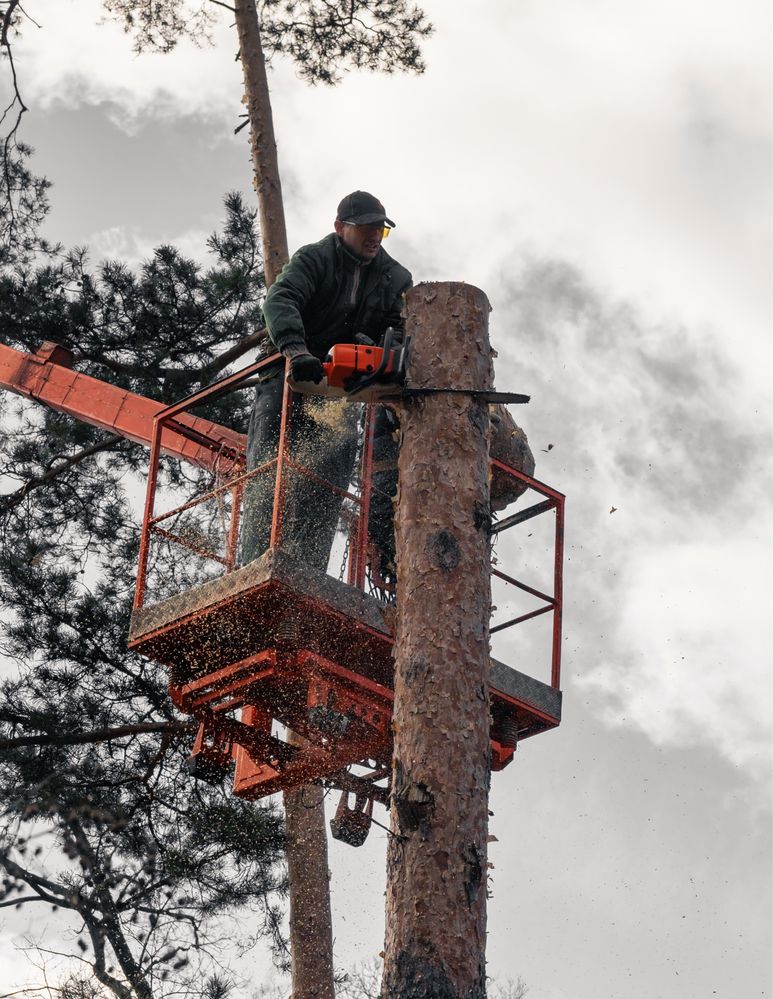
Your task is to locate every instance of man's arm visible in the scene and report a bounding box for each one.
[263,245,321,357]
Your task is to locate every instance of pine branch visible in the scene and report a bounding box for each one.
[71,352,176,380]
[0,721,196,752]
[1,434,122,515]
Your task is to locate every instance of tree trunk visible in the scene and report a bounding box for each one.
[382,282,493,999]
[234,0,289,287]
[284,784,336,999]
[234,5,335,995]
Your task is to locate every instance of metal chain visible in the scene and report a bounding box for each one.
[338,528,351,582]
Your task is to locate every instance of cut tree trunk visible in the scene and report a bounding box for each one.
[234,5,334,995]
[382,282,493,999]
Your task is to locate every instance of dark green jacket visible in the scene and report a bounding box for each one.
[263,233,412,359]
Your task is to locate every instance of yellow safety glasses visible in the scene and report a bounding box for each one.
[342,221,391,239]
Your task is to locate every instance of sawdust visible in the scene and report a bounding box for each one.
[305,396,354,434]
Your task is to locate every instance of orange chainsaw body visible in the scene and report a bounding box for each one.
[322,343,399,389]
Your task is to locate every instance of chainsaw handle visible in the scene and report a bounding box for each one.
[345,327,401,398]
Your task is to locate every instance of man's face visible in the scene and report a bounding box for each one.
[334,220,384,261]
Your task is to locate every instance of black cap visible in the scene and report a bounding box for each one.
[336,191,395,228]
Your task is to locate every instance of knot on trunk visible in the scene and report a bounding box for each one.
[403,655,432,685]
[426,529,461,573]
[462,842,484,906]
[394,772,435,840]
[472,500,490,534]
[467,401,488,438]
[383,951,461,999]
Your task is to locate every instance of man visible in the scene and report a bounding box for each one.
[241,191,412,573]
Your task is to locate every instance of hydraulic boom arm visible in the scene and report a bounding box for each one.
[0,341,247,472]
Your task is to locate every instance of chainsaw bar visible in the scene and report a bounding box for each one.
[290,331,530,406]
[385,387,530,404]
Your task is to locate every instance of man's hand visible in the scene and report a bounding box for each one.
[290,352,324,384]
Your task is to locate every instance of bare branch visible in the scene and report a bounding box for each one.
[0,849,80,907]
[0,990,51,998]
[1,0,29,237]
[0,894,54,908]
[199,324,268,378]
[14,4,40,30]
[84,916,135,999]
[63,819,154,999]
[0,0,21,45]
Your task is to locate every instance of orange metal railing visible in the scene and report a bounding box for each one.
[132,357,564,693]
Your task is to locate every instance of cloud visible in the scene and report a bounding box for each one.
[491,254,772,780]
[16,0,239,119]
[580,539,772,777]
[87,223,211,268]
[493,255,769,516]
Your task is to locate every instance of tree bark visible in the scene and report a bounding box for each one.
[234,5,335,995]
[234,0,289,287]
[382,282,493,999]
[284,784,336,999]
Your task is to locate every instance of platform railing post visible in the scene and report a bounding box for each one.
[134,416,164,610]
[270,360,293,550]
[551,497,565,690]
[224,479,244,572]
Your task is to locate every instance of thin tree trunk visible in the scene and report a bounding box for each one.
[234,4,335,995]
[234,0,289,287]
[382,282,493,998]
[284,784,336,999]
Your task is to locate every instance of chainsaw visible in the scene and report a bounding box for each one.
[289,326,529,406]
[288,327,409,402]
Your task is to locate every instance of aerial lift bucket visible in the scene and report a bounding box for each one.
[126,352,565,828]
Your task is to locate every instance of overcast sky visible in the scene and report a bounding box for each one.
[2,1,771,997]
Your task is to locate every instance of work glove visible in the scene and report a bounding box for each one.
[290,352,324,384]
